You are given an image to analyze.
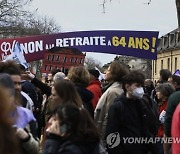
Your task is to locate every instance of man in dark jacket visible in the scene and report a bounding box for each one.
[105,70,148,154]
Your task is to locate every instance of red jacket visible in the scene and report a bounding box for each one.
[171,103,180,154]
[87,80,102,109]
[157,100,168,137]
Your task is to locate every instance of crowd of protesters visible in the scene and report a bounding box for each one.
[0,60,180,154]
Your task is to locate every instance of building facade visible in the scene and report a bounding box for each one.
[42,47,86,74]
[103,56,151,78]
[152,28,180,81]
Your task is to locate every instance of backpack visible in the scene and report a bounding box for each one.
[107,95,159,153]
[117,95,159,137]
[141,94,160,136]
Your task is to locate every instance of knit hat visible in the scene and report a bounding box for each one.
[88,69,100,79]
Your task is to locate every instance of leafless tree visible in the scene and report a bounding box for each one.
[26,15,61,34]
[0,0,60,38]
[0,0,32,26]
[0,14,60,38]
[0,0,61,77]
[85,56,102,70]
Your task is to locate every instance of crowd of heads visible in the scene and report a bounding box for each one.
[0,59,179,154]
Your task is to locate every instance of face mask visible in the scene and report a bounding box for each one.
[132,87,144,98]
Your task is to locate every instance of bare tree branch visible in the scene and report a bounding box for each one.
[101,0,152,13]
[143,0,152,5]
[0,0,32,26]
[100,0,108,13]
[0,0,60,38]
[85,57,102,69]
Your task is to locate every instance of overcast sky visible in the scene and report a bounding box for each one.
[31,0,178,65]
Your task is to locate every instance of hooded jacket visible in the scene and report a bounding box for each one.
[75,83,94,118]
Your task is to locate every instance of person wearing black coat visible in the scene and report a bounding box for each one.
[105,70,151,154]
[43,104,101,154]
[75,83,94,117]
[67,66,94,117]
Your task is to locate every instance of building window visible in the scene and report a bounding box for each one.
[47,55,50,61]
[80,58,83,64]
[51,55,55,61]
[56,56,60,61]
[161,60,163,70]
[62,67,65,72]
[70,57,74,63]
[45,65,48,71]
[175,57,178,71]
[167,58,170,70]
[49,66,52,71]
[63,57,67,62]
[155,60,157,74]
[74,57,78,63]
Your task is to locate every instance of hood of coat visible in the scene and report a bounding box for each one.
[75,83,93,103]
[89,80,101,87]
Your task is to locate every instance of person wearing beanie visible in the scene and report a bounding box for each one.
[87,69,102,109]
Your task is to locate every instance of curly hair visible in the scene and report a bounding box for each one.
[156,82,175,98]
[67,66,90,86]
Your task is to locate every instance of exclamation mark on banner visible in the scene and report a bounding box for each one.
[151,37,156,53]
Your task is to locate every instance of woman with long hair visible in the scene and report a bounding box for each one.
[43,104,101,154]
[0,84,19,154]
[45,79,83,122]
[51,79,82,107]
